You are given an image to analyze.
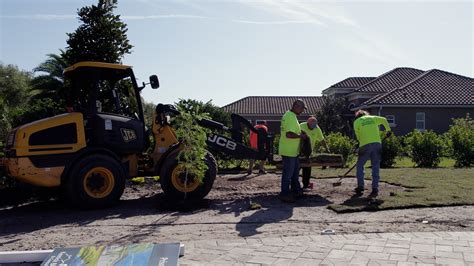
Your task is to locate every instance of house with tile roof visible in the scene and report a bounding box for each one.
[222,96,324,133]
[222,67,472,136]
[325,68,473,135]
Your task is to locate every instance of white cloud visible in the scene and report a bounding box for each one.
[2,2,406,65]
[0,14,76,20]
[236,0,358,27]
[289,1,358,27]
[173,0,213,14]
[335,29,408,65]
[0,14,211,21]
[236,0,406,65]
[122,14,211,20]
[231,19,322,25]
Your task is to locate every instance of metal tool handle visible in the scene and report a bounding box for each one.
[341,162,358,178]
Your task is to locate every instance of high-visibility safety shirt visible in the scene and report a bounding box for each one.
[300,122,324,149]
[278,110,301,157]
[353,115,391,147]
[249,124,268,149]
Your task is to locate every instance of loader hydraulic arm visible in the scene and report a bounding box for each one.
[198,114,275,162]
[154,103,274,163]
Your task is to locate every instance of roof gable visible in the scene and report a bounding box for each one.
[328,77,376,89]
[352,67,425,94]
[363,69,473,106]
[222,96,324,115]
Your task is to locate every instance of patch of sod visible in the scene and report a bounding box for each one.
[327,168,474,213]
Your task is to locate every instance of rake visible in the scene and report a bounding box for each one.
[332,162,357,187]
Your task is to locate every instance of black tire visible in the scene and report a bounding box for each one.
[160,151,217,200]
[64,154,126,209]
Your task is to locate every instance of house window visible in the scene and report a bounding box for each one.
[385,115,396,126]
[416,112,425,130]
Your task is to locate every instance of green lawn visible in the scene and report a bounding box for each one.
[314,165,474,213]
[394,157,456,168]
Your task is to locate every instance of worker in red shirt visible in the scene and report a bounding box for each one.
[247,120,268,175]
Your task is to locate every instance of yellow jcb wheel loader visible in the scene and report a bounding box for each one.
[0,61,275,209]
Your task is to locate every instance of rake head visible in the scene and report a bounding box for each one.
[332,177,343,187]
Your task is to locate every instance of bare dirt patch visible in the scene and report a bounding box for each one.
[0,171,472,251]
[209,171,403,203]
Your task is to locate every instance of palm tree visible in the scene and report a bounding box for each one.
[30,50,69,102]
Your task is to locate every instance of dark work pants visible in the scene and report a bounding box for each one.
[301,167,311,188]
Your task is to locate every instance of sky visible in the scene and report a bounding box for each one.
[0,0,472,107]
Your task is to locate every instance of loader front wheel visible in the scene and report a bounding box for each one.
[160,151,217,200]
[64,155,126,209]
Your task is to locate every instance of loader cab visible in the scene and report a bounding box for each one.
[63,62,158,154]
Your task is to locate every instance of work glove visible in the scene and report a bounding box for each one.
[300,131,308,140]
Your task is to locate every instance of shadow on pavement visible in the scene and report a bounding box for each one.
[234,194,333,237]
[0,192,165,238]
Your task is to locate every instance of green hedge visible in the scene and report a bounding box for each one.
[381,132,401,168]
[446,116,474,167]
[405,130,443,168]
[325,132,357,166]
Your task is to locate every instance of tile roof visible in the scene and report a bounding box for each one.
[352,67,425,94]
[363,69,473,106]
[221,96,324,115]
[328,77,376,88]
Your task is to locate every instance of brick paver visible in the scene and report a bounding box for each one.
[354,251,390,260]
[179,231,474,265]
[247,254,278,265]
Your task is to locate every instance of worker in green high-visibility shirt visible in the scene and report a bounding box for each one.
[278,99,308,203]
[353,110,392,197]
[299,116,330,191]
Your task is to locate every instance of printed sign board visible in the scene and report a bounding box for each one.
[41,243,180,266]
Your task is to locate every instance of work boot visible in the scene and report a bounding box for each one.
[369,189,379,198]
[279,194,296,203]
[246,170,252,175]
[293,190,305,199]
[354,187,364,195]
[302,182,313,192]
[258,170,267,175]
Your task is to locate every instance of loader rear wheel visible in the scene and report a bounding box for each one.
[160,151,217,200]
[64,154,125,209]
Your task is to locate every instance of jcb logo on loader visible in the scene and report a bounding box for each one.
[120,128,137,143]
[208,135,237,151]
